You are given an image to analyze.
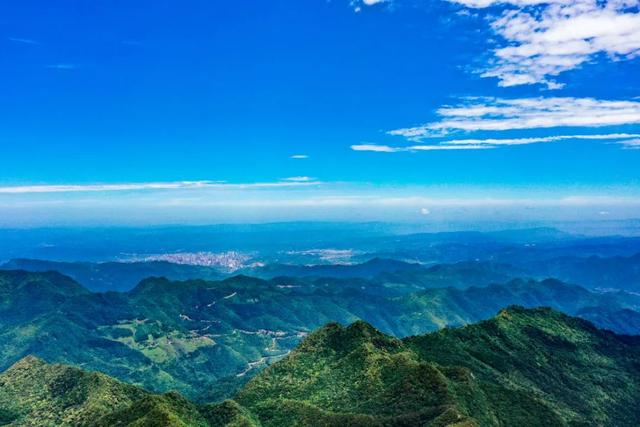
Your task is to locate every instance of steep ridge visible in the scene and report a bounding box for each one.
[233,307,640,426]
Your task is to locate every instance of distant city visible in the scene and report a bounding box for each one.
[130,251,254,272]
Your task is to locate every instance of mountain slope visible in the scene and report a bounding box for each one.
[390,278,640,335]
[2,308,640,426]
[0,356,214,426]
[1,270,639,402]
[0,270,89,324]
[235,307,640,426]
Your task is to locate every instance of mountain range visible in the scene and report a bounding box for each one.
[5,250,640,294]
[2,307,639,426]
[1,269,639,402]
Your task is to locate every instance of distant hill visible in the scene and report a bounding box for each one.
[389,278,640,335]
[375,260,528,290]
[371,232,640,269]
[6,251,640,295]
[1,259,223,292]
[577,306,640,336]
[1,270,639,401]
[246,257,425,279]
[3,308,640,426]
[249,258,527,292]
[523,253,640,293]
[3,257,521,293]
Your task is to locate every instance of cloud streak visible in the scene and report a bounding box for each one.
[8,37,40,45]
[351,144,493,152]
[618,138,640,149]
[281,176,316,182]
[45,64,78,70]
[389,97,640,140]
[0,180,322,194]
[446,133,640,146]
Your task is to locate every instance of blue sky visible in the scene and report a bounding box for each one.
[1,0,639,226]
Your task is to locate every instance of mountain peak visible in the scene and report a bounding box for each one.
[6,355,46,372]
[0,269,89,295]
[297,319,401,355]
[129,276,173,294]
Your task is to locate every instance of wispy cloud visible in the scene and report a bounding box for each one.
[351,144,493,152]
[389,97,640,140]
[411,144,494,150]
[281,176,316,182]
[290,154,309,159]
[450,0,640,88]
[351,144,399,152]
[8,37,40,45]
[618,138,640,149]
[446,133,640,146]
[352,134,640,152]
[45,64,78,70]
[0,180,322,194]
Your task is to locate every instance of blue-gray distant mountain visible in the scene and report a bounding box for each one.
[1,259,223,292]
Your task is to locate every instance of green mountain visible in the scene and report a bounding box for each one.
[0,356,213,427]
[4,308,639,426]
[389,278,640,335]
[234,307,640,426]
[1,270,639,402]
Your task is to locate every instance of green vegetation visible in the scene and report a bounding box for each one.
[0,355,215,426]
[234,307,640,426]
[3,307,640,426]
[0,270,639,402]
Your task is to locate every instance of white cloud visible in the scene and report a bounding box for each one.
[420,207,431,215]
[281,176,316,182]
[352,0,387,11]
[618,138,640,148]
[352,133,640,152]
[410,144,493,150]
[0,180,321,194]
[351,143,494,152]
[290,154,309,159]
[8,37,39,45]
[446,133,640,145]
[351,144,400,152]
[45,64,77,70]
[450,0,640,88]
[389,97,640,140]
